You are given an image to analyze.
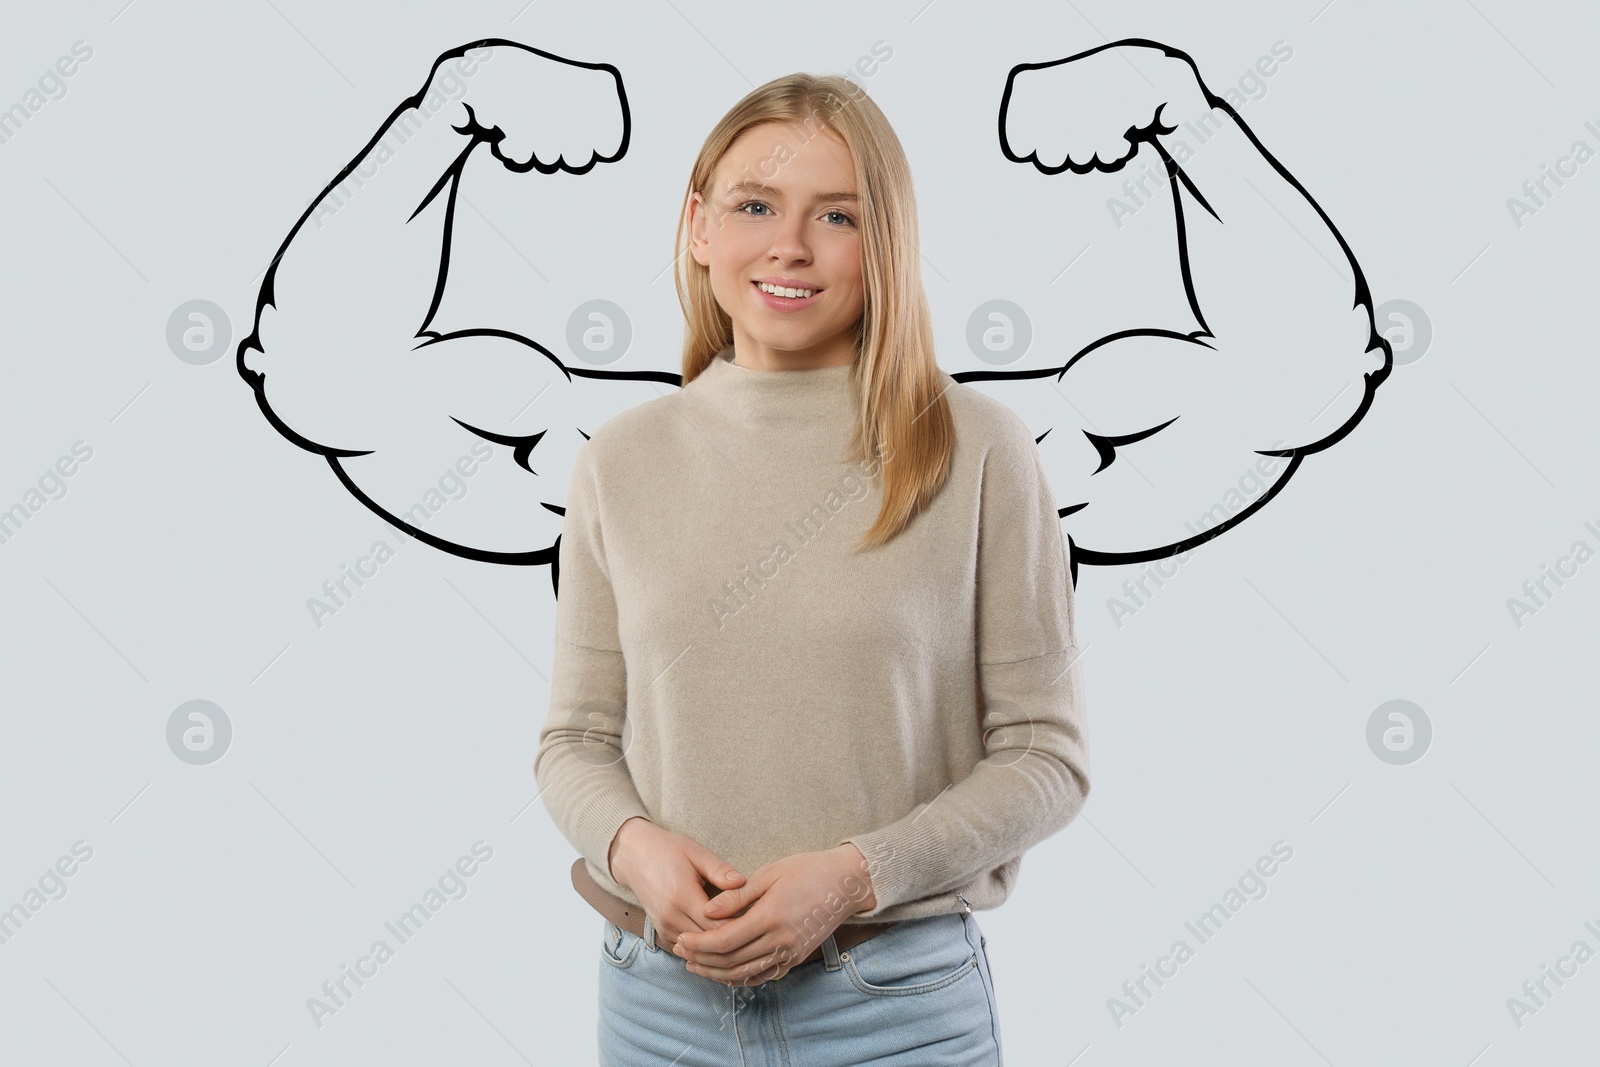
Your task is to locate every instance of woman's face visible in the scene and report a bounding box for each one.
[689,120,865,370]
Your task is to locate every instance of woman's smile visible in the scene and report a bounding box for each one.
[752,278,824,312]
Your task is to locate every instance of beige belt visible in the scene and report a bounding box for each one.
[571,857,897,966]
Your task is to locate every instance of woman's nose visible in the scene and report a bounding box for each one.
[767,219,812,261]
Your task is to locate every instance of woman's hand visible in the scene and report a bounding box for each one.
[609,819,749,948]
[671,844,877,986]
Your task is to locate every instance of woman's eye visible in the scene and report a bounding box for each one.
[735,201,854,227]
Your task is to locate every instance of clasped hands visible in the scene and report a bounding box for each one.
[670,844,877,987]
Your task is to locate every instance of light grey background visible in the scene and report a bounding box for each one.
[2,1,1596,1064]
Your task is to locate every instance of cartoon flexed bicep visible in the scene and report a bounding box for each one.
[958,39,1392,580]
[236,40,672,573]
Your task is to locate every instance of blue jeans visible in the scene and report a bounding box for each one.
[598,905,1003,1065]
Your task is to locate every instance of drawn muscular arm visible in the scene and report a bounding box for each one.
[240,43,511,444]
[236,40,650,565]
[281,51,495,352]
[971,40,1391,567]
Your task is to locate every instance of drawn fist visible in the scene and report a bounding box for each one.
[452,41,628,173]
[1001,39,1210,173]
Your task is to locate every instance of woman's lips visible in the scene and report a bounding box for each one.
[752,279,822,311]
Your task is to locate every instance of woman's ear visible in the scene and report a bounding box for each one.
[687,191,710,266]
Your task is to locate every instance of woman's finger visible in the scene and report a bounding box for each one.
[684,943,791,985]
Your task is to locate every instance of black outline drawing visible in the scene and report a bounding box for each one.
[236,40,671,586]
[961,39,1392,584]
[236,38,1392,593]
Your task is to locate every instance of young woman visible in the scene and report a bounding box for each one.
[536,71,1090,1066]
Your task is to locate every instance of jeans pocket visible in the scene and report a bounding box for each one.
[842,914,979,997]
[600,919,643,970]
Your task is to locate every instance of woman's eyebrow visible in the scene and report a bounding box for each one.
[721,180,858,203]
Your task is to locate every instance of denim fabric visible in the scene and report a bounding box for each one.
[597,904,1003,1065]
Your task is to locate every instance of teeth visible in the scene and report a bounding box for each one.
[757,281,815,299]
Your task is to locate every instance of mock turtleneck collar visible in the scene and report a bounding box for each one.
[689,344,858,432]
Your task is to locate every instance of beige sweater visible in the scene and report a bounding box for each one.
[535,345,1090,925]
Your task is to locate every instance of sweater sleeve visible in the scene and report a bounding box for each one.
[839,410,1091,915]
[533,439,653,884]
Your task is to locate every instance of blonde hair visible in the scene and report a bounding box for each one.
[673,73,955,551]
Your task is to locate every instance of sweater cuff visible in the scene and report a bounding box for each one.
[584,796,654,884]
[839,817,938,917]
